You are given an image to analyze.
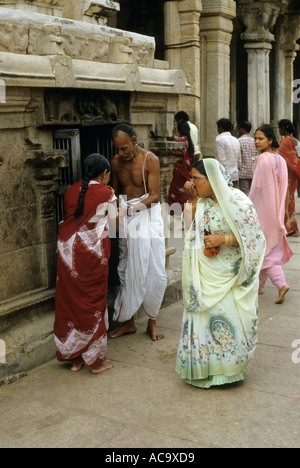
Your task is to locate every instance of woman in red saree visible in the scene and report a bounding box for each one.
[168,121,194,210]
[54,153,117,374]
[278,119,300,237]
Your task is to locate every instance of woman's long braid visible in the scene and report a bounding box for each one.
[73,153,111,219]
[74,174,91,219]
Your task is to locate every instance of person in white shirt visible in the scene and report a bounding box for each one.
[215,118,242,188]
[175,111,201,161]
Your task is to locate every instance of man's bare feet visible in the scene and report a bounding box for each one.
[275,285,290,304]
[91,360,114,374]
[71,362,82,372]
[109,318,137,339]
[146,319,165,341]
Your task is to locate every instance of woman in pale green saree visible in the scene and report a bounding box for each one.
[176,159,266,388]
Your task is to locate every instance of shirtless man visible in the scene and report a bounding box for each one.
[109,123,167,341]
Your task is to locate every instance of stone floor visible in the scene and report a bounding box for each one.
[0,204,299,448]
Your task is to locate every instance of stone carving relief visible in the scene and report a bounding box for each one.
[0,23,29,53]
[111,36,134,64]
[0,11,155,67]
[44,89,129,125]
[0,0,67,14]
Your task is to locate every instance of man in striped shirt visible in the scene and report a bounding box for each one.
[238,121,257,196]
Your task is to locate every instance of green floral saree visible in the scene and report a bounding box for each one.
[176,159,266,388]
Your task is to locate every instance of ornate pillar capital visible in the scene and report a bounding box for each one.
[280,14,300,55]
[239,0,281,43]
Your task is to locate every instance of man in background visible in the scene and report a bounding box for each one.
[238,121,257,196]
[215,118,241,188]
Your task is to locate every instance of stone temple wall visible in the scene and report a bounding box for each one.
[0,0,188,384]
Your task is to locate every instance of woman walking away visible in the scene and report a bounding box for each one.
[54,153,117,374]
[250,125,293,305]
[168,120,194,211]
[176,159,266,389]
[278,119,300,237]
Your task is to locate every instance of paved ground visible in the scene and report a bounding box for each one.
[0,207,300,448]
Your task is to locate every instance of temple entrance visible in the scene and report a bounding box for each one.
[53,125,116,226]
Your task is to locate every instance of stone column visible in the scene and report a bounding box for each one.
[199,0,236,157]
[244,42,273,130]
[273,14,300,124]
[25,150,69,289]
[239,0,281,131]
[165,0,202,132]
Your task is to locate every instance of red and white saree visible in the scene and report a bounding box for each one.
[54,180,116,369]
[278,136,300,234]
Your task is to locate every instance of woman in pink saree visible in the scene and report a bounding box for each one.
[249,125,293,304]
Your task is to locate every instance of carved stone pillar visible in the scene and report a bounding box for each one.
[25,150,69,289]
[165,0,202,131]
[273,14,300,124]
[200,0,236,157]
[244,42,273,130]
[239,0,281,131]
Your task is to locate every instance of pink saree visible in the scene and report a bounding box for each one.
[249,152,293,269]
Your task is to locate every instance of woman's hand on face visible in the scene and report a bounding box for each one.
[204,235,225,248]
[184,181,197,201]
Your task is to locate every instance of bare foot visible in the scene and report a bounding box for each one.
[91,360,114,374]
[71,363,82,372]
[275,285,290,304]
[146,319,165,341]
[109,319,137,339]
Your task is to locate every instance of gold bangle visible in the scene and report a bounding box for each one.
[225,234,234,246]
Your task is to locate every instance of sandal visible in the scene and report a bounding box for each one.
[275,285,290,304]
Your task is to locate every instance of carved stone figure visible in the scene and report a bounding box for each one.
[111,36,134,64]
[0,24,13,52]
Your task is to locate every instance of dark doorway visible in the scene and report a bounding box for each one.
[80,124,116,167]
[117,0,165,60]
[79,125,120,289]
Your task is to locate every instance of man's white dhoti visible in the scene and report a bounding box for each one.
[114,195,167,322]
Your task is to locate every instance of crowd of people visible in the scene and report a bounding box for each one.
[54,115,298,389]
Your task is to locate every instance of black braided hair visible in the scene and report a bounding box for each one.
[256,124,280,149]
[177,120,195,158]
[74,153,111,219]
